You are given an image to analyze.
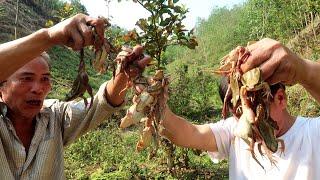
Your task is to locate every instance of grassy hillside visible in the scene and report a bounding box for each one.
[1,0,320,179]
[0,0,47,42]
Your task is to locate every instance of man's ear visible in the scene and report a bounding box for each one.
[273,88,287,110]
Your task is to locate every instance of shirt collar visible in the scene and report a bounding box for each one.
[0,102,8,118]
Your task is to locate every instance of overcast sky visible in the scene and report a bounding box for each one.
[80,0,245,30]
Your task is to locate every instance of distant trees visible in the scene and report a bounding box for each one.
[238,0,320,42]
[20,0,87,22]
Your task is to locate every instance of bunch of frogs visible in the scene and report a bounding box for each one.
[120,69,170,154]
[215,46,285,170]
[65,17,113,109]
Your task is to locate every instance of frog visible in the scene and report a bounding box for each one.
[256,103,285,153]
[65,49,94,109]
[92,43,108,74]
[241,67,272,100]
[218,46,251,115]
[214,46,247,75]
[136,126,153,152]
[234,86,265,169]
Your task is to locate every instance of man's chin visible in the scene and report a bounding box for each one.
[23,106,42,117]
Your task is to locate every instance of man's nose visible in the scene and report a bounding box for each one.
[30,81,46,94]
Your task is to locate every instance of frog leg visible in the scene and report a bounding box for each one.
[87,84,94,109]
[252,125,265,157]
[148,133,158,160]
[277,139,285,157]
[236,47,250,74]
[235,105,242,117]
[82,96,88,108]
[257,142,265,158]
[243,128,265,170]
[262,82,273,100]
[250,122,264,155]
[119,80,132,95]
[261,143,278,168]
[222,85,231,119]
[213,69,232,76]
[132,95,139,104]
[248,138,265,170]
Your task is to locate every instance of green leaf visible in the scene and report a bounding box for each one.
[160,18,171,26]
[160,8,171,14]
[173,6,182,13]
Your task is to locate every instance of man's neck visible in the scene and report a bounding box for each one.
[275,110,296,137]
[8,111,36,152]
[8,110,35,127]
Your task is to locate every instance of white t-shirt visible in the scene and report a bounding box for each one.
[208,116,320,180]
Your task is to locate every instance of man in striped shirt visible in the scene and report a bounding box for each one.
[0,14,149,179]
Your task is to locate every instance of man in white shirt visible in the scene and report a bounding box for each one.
[161,80,320,179]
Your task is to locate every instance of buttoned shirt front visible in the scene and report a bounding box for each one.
[0,82,123,180]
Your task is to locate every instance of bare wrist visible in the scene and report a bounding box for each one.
[299,59,317,87]
[34,28,55,49]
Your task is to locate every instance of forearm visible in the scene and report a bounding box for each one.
[62,82,123,146]
[105,73,129,106]
[0,28,52,81]
[162,108,217,152]
[300,59,320,103]
[161,109,194,147]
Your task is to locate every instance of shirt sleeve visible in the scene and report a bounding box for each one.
[50,81,125,146]
[207,117,236,163]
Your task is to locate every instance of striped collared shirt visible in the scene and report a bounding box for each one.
[0,82,123,180]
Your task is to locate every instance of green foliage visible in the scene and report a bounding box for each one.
[236,0,320,42]
[167,63,222,122]
[104,25,133,55]
[54,0,87,22]
[119,0,198,69]
[64,121,228,179]
[287,85,320,117]
[163,7,245,123]
[0,7,4,18]
[23,0,65,16]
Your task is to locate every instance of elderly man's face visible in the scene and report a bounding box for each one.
[0,57,52,119]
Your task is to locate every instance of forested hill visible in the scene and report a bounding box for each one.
[0,0,47,42]
[0,0,87,42]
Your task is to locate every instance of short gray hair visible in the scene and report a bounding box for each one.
[0,52,51,87]
[39,51,51,69]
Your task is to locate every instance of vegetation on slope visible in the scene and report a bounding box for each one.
[0,0,319,179]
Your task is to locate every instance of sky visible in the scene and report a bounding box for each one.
[80,0,246,30]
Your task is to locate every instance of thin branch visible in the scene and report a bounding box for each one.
[14,0,19,39]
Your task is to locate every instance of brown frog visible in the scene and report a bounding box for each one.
[256,103,285,153]
[65,49,94,109]
[235,86,264,169]
[241,68,272,99]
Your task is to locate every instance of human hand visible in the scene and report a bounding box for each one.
[241,38,306,85]
[47,13,106,50]
[115,45,152,78]
[105,45,152,106]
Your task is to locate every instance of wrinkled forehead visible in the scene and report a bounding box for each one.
[9,57,50,79]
